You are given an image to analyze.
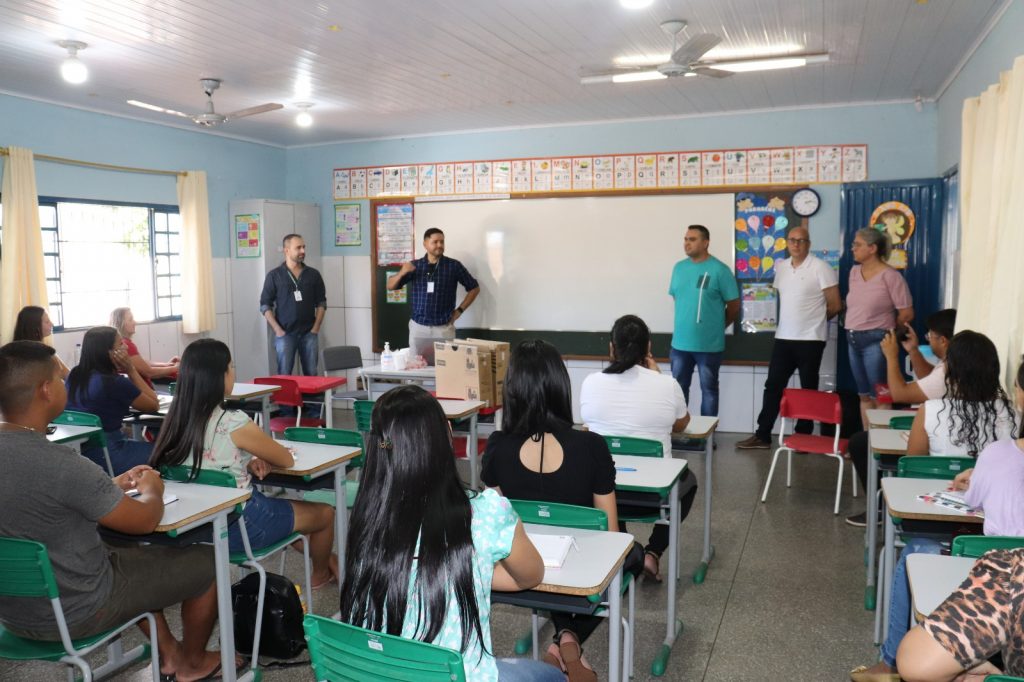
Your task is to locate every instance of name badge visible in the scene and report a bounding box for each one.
[294,290,303,302]
[427,281,435,294]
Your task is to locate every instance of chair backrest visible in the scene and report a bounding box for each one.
[284,427,365,468]
[353,400,375,433]
[321,346,363,374]
[983,676,1024,681]
[888,415,914,430]
[304,613,466,682]
[602,435,663,458]
[510,499,608,531]
[52,410,106,448]
[778,388,842,425]
[951,535,1024,558]
[161,464,237,489]
[253,376,304,408]
[897,455,975,480]
[0,537,59,599]
[167,381,177,396]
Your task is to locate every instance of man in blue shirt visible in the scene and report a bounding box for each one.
[260,234,327,375]
[668,225,740,416]
[387,228,480,345]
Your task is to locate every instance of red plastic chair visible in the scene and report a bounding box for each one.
[253,377,325,436]
[759,388,856,515]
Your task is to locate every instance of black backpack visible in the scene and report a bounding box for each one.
[231,572,307,659]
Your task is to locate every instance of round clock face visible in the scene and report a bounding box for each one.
[792,188,821,217]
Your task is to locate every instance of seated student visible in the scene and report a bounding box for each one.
[880,308,956,405]
[65,326,159,474]
[110,307,180,388]
[482,339,640,682]
[579,314,698,583]
[340,385,564,682]
[13,305,70,378]
[0,341,222,682]
[149,338,339,589]
[849,349,1022,682]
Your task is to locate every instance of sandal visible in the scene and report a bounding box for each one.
[557,632,597,682]
[643,550,663,583]
[542,643,565,673]
[849,664,900,682]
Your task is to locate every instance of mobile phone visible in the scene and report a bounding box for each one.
[894,325,911,344]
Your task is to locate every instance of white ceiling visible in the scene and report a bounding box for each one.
[0,0,1010,147]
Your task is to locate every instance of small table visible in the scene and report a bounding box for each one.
[230,382,281,435]
[880,477,982,641]
[438,399,486,489]
[496,524,633,682]
[906,554,975,621]
[155,481,252,682]
[360,365,436,400]
[47,423,102,450]
[264,375,348,428]
[866,427,910,614]
[866,409,918,429]
[612,454,689,677]
[682,416,720,586]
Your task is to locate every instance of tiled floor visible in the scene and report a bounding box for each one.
[1,426,881,681]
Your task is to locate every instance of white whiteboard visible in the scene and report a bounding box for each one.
[415,193,735,333]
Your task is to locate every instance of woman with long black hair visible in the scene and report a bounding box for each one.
[340,385,562,682]
[65,326,159,474]
[149,338,338,589]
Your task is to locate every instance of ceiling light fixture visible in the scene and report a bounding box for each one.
[619,0,654,9]
[58,40,88,84]
[715,53,829,73]
[612,71,668,83]
[295,102,314,127]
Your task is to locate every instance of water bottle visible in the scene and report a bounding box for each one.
[72,343,81,366]
[381,342,395,371]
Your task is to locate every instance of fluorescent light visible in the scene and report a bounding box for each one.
[614,54,670,67]
[683,72,698,78]
[126,100,191,118]
[716,53,829,73]
[612,70,667,83]
[619,0,653,8]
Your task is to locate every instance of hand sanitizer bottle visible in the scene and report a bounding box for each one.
[381,342,395,371]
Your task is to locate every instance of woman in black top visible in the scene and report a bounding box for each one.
[482,339,641,682]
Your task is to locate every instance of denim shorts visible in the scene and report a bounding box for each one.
[846,328,888,398]
[228,487,296,553]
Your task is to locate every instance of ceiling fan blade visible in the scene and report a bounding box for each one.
[692,67,733,79]
[126,99,194,119]
[225,103,283,120]
[671,33,721,66]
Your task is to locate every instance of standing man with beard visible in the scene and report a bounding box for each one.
[260,233,327,375]
[388,227,480,345]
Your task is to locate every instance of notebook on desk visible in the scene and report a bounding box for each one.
[526,533,577,569]
[918,490,984,517]
[127,489,179,505]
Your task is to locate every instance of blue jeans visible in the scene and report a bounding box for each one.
[670,348,723,416]
[83,429,153,476]
[847,329,888,398]
[274,331,319,375]
[880,537,944,666]
[496,658,566,682]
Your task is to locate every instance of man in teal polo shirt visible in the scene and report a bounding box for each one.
[669,225,740,416]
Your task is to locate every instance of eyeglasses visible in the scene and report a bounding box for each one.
[786,238,810,245]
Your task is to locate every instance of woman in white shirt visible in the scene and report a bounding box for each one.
[580,314,697,582]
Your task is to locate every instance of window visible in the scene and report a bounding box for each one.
[0,198,181,330]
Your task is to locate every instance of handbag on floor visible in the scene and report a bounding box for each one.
[231,572,307,659]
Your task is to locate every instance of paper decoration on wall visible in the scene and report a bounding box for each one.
[870,201,916,270]
[376,203,414,266]
[334,203,361,246]
[385,271,407,303]
[332,145,868,200]
[734,191,793,282]
[234,214,261,258]
[740,283,778,333]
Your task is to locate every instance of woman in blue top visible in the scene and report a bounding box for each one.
[65,326,159,475]
[339,385,565,682]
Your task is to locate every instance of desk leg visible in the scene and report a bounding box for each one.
[694,435,715,584]
[259,396,271,435]
[335,465,347,583]
[608,568,622,682]
[212,513,239,682]
[324,388,334,429]
[652,478,682,677]
[881,509,896,643]
[468,412,480,490]
[865,453,879,610]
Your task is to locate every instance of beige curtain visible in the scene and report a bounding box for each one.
[956,55,1024,390]
[0,147,48,343]
[176,171,216,334]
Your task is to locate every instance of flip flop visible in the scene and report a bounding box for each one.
[194,662,223,682]
[311,574,338,590]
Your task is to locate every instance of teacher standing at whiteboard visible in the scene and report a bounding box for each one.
[387,227,480,344]
[669,225,740,417]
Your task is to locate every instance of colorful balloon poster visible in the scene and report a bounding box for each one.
[734,191,793,282]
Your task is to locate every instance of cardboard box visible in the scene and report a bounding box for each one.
[434,341,495,406]
[464,338,510,407]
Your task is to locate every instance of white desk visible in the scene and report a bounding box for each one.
[880,477,982,642]
[360,365,435,400]
[47,423,101,450]
[683,416,720,586]
[866,409,917,429]
[438,399,486,489]
[229,383,280,435]
[519,523,633,682]
[906,554,975,621]
[155,481,252,682]
[866,427,910,618]
[611,453,689,677]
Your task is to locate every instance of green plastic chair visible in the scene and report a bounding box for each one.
[0,537,160,681]
[509,499,636,680]
[984,677,1024,681]
[304,613,466,682]
[52,410,114,476]
[161,465,312,673]
[888,416,914,430]
[604,435,668,525]
[283,427,364,509]
[951,535,1024,558]
[897,456,975,480]
[353,400,374,434]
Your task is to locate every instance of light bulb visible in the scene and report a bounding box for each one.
[61,57,88,84]
[295,111,313,127]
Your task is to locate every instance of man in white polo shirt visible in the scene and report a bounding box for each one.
[738,226,841,449]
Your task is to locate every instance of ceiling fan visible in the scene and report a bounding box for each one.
[580,20,828,85]
[127,78,283,127]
